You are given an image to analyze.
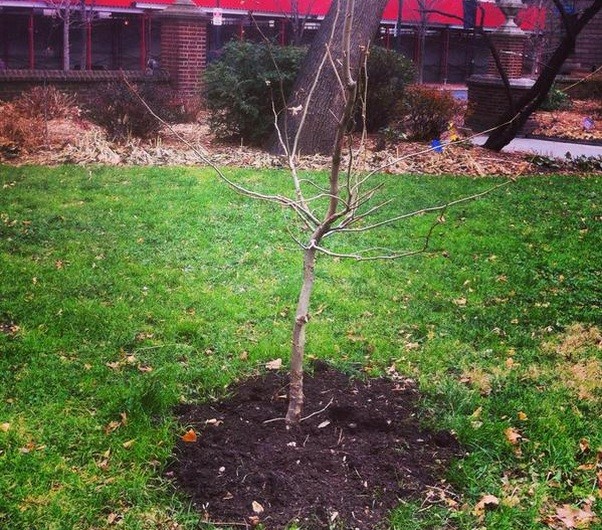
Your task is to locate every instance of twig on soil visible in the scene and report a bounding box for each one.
[300,397,335,422]
[262,397,335,424]
[200,522,250,528]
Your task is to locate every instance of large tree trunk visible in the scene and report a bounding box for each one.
[268,0,389,156]
[484,0,602,152]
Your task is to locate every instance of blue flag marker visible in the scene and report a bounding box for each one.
[431,138,444,153]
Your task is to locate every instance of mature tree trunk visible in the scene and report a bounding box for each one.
[268,0,389,156]
[484,0,602,151]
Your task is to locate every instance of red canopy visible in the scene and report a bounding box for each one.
[61,0,545,30]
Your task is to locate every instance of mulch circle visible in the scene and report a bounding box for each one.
[168,362,462,529]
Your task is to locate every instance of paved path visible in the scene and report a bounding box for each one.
[472,135,602,158]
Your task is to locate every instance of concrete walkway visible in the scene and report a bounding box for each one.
[472,135,602,158]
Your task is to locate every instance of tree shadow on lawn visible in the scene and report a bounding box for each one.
[168,361,462,529]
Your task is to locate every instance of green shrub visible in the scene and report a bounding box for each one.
[392,85,458,142]
[203,41,305,145]
[360,46,415,132]
[540,85,572,111]
[86,81,182,142]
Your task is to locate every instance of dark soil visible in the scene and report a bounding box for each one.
[168,362,462,529]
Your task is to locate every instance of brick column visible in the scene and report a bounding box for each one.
[466,0,534,131]
[486,0,527,79]
[159,0,208,103]
[487,32,526,78]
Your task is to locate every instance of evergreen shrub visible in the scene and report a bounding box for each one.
[203,41,305,146]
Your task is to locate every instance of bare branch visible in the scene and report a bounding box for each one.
[333,180,513,235]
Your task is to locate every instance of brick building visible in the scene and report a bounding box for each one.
[0,0,597,104]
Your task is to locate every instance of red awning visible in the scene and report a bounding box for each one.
[2,0,544,30]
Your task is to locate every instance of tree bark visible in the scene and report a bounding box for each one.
[484,0,602,152]
[285,246,317,425]
[63,8,71,71]
[268,0,389,156]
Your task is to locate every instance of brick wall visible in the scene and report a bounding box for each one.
[466,76,534,131]
[574,1,602,71]
[0,70,170,105]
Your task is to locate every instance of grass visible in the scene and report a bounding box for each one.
[0,165,600,529]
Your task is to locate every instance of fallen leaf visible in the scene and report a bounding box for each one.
[107,513,119,525]
[104,421,121,435]
[0,422,10,432]
[122,439,135,449]
[473,494,500,518]
[453,297,467,307]
[252,500,264,514]
[470,406,483,419]
[317,420,331,429]
[505,427,522,445]
[265,358,282,370]
[517,411,528,421]
[181,429,197,443]
[548,502,599,529]
[579,438,590,453]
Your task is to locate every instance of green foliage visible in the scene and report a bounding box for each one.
[361,46,415,132]
[540,85,572,111]
[203,42,415,143]
[527,152,602,172]
[392,85,458,142]
[86,81,183,142]
[203,41,305,145]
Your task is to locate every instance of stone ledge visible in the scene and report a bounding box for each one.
[467,74,535,89]
[0,70,169,83]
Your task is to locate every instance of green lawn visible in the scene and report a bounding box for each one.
[0,165,600,529]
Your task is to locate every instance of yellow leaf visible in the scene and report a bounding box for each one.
[181,429,197,443]
[0,422,10,432]
[470,407,483,419]
[517,411,528,421]
[122,439,135,449]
